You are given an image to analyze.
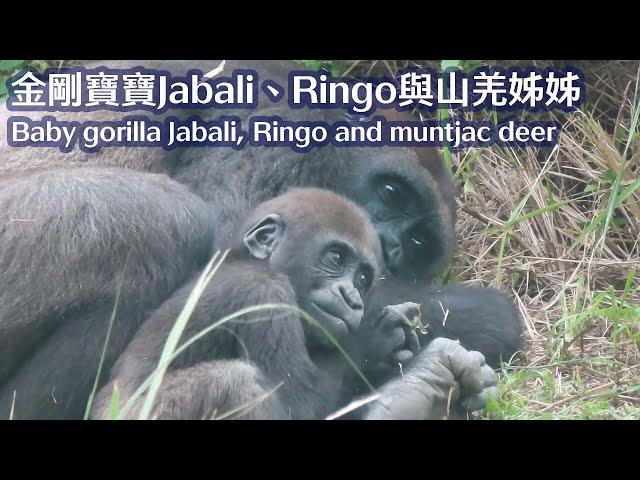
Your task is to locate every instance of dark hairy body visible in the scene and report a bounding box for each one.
[168,60,522,369]
[0,168,215,418]
[91,189,497,420]
[0,60,520,418]
[88,188,383,419]
[92,258,348,419]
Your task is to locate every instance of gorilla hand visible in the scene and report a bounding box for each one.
[363,338,498,420]
[355,302,421,368]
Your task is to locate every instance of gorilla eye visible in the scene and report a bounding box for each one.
[356,269,372,291]
[410,236,424,248]
[323,247,346,269]
[385,184,398,196]
[379,180,403,205]
[408,230,428,254]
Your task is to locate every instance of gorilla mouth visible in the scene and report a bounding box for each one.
[310,302,351,337]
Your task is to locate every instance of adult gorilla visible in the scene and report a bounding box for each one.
[170,60,523,368]
[0,59,521,368]
[90,189,497,420]
[0,60,520,417]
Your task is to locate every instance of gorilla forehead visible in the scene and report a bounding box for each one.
[337,147,440,203]
[246,188,381,257]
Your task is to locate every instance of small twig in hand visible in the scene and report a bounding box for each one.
[410,305,429,334]
[445,386,455,419]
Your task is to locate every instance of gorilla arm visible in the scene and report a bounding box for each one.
[363,281,523,368]
[95,276,498,421]
[92,259,344,420]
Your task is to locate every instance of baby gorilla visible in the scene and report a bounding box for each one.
[92,188,495,420]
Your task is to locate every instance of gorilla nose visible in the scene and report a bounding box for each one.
[338,284,363,311]
[380,235,403,272]
[334,283,363,331]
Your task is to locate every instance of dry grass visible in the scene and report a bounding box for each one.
[445,60,640,419]
[336,58,640,417]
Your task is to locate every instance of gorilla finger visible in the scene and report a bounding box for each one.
[375,306,401,329]
[449,346,483,394]
[371,307,390,329]
[403,328,421,355]
[480,364,498,388]
[393,349,414,364]
[458,393,486,413]
[467,350,487,368]
[395,302,421,326]
[459,385,500,412]
[375,306,405,331]
[390,327,406,350]
[385,302,421,328]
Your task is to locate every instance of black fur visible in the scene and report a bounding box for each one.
[0,60,523,418]
[364,282,522,368]
[170,60,523,368]
[1,61,521,359]
[92,190,380,420]
[92,259,350,419]
[0,167,215,419]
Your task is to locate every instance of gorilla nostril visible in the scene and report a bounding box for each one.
[339,284,363,311]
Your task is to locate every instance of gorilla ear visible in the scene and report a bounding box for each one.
[243,214,284,259]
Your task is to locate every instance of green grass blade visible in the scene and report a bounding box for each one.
[83,252,130,420]
[137,250,227,420]
[595,97,640,251]
[108,384,121,420]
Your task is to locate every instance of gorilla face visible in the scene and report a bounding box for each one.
[296,237,375,347]
[273,223,378,348]
[239,188,381,349]
[366,174,446,279]
[333,147,454,282]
